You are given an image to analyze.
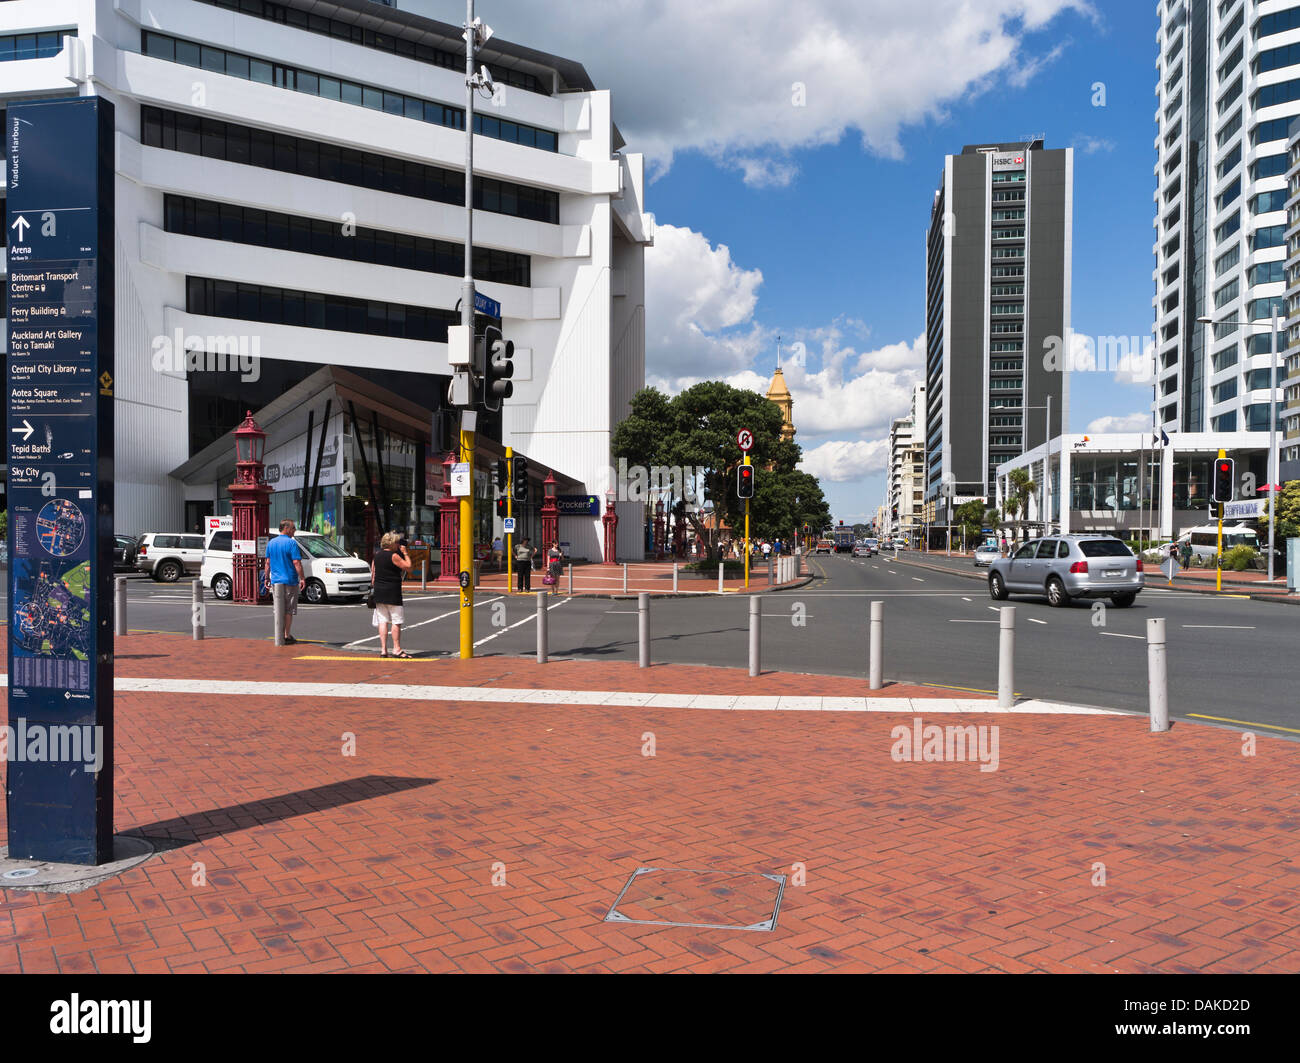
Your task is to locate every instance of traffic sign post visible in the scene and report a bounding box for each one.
[5,99,116,864]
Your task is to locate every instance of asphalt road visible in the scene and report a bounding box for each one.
[31,560,1300,736]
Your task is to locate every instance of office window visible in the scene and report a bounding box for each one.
[1250,225,1285,250]
[1249,259,1285,285]
[1215,244,1240,276]
[1252,188,1287,214]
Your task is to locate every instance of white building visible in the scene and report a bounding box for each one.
[995,431,1271,539]
[1,0,653,560]
[1153,1,1290,440]
[886,382,925,540]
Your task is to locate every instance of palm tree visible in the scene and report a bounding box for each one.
[1008,468,1037,543]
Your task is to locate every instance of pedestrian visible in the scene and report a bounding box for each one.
[1179,538,1192,569]
[545,540,563,589]
[371,531,412,657]
[492,534,504,571]
[515,536,535,592]
[264,519,305,644]
[761,540,772,559]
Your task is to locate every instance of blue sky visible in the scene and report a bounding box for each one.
[410,0,1165,523]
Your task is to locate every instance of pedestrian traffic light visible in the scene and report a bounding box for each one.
[496,497,507,518]
[1212,457,1235,503]
[511,455,528,502]
[737,464,755,499]
[486,332,514,405]
[495,458,508,492]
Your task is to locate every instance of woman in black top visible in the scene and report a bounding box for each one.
[371,531,412,657]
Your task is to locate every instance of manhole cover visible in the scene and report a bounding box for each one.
[3,868,39,880]
[605,867,785,932]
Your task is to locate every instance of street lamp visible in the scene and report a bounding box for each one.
[1022,396,1054,535]
[1197,312,1282,583]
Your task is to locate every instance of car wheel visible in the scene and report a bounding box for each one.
[212,574,232,601]
[157,559,182,582]
[989,573,1008,601]
[1111,592,1137,608]
[1046,577,1070,608]
[303,578,327,604]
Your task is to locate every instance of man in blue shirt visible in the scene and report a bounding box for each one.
[263,519,305,644]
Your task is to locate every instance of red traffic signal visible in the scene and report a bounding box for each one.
[1212,458,1234,504]
[737,464,755,499]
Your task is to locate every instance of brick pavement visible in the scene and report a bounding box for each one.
[2,632,1299,973]
[467,559,804,596]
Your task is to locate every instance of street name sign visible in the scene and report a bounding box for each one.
[473,291,501,319]
[6,98,116,864]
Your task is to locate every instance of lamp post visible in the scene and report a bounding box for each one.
[1198,312,1282,582]
[541,470,559,551]
[228,411,270,604]
[602,488,618,564]
[1023,396,1054,534]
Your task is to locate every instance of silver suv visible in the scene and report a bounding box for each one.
[135,532,206,582]
[988,535,1144,608]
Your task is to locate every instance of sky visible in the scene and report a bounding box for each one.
[406,0,1163,525]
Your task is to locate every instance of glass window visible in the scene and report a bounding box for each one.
[1013,542,1038,560]
[225,52,249,79]
[296,71,318,96]
[1056,540,1070,559]
[200,45,226,73]
[382,91,404,115]
[341,81,363,106]
[1078,540,1131,558]
[250,58,273,84]
[174,39,201,67]
[1035,540,1058,559]
[318,75,341,101]
[143,32,174,62]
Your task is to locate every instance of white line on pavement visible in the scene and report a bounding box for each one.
[343,595,505,648]
[1181,624,1256,629]
[948,619,997,623]
[474,598,570,647]
[911,577,925,583]
[1100,632,1145,640]
[1028,618,1048,625]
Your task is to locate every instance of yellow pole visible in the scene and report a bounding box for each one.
[1216,447,1224,593]
[459,420,475,658]
[744,454,751,589]
[505,445,513,596]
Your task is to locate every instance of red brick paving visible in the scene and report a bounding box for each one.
[2,632,1299,973]
[472,559,803,596]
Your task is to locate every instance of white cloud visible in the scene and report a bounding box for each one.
[1072,134,1116,154]
[430,0,1097,179]
[1085,412,1151,434]
[799,439,890,483]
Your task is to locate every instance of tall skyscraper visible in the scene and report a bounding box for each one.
[925,140,1072,504]
[1155,1,1293,438]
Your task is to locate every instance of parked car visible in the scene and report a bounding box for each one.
[988,535,1143,607]
[201,528,371,603]
[134,532,206,582]
[973,540,1001,568]
[114,534,139,572]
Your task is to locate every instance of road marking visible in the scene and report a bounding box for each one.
[988,606,1000,613]
[1028,618,1047,625]
[1100,632,1144,640]
[888,570,897,574]
[474,598,570,647]
[1187,714,1300,735]
[1181,624,1256,630]
[947,619,996,623]
[342,595,505,648]
[911,577,925,583]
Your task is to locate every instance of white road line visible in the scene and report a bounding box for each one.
[1028,618,1048,625]
[888,570,897,574]
[947,619,997,623]
[961,597,972,602]
[343,595,505,648]
[988,606,1000,613]
[1100,632,1144,640]
[911,577,925,583]
[1182,624,1256,630]
[474,598,570,647]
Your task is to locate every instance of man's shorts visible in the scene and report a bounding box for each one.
[275,582,299,615]
[372,603,405,627]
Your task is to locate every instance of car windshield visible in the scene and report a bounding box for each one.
[1078,540,1132,558]
[297,535,350,559]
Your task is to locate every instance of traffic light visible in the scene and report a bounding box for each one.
[511,455,528,502]
[495,459,508,492]
[1212,458,1235,504]
[486,330,514,405]
[496,497,507,518]
[737,464,755,499]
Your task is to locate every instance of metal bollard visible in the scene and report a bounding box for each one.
[768,556,774,587]
[869,600,883,690]
[638,592,650,668]
[421,559,428,591]
[998,606,1015,708]
[718,564,725,594]
[536,590,548,664]
[623,562,628,595]
[749,596,761,677]
[273,583,287,646]
[1148,617,1169,733]
[191,580,204,641]
[114,577,127,637]
[568,563,573,596]
[672,562,678,593]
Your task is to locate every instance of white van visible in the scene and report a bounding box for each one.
[200,524,371,603]
[1175,524,1259,560]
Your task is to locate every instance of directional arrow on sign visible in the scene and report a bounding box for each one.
[11,419,34,441]
[10,216,30,241]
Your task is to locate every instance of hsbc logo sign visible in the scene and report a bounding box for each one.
[992,153,1025,169]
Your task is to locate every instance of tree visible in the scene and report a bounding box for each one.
[953,500,985,544]
[1007,468,1037,543]
[1266,480,1300,541]
[611,381,826,556]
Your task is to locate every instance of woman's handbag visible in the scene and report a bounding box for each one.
[542,573,556,585]
[365,594,376,609]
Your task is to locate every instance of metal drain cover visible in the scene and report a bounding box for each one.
[605,867,786,932]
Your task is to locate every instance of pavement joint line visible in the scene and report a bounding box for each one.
[0,673,1125,714]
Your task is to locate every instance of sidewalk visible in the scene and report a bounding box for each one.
[3,632,1298,973]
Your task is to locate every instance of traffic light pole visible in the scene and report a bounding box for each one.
[505,445,513,595]
[460,422,475,657]
[458,0,478,659]
[1216,447,1225,594]
[744,454,751,589]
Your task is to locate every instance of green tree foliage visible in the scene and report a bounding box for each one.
[611,382,831,553]
[1267,480,1300,540]
[953,500,986,541]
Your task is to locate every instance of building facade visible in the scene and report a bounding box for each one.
[886,382,926,542]
[1,0,653,560]
[1285,114,1300,478]
[925,139,1071,506]
[1154,0,1292,443]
